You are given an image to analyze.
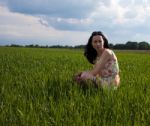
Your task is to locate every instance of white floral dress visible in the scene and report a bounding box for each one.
[94,50,119,87]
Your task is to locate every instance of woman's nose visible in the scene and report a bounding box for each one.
[97,43,100,45]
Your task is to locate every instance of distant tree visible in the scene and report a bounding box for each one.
[113,44,125,49]
[35,44,39,47]
[49,45,63,48]
[25,44,34,47]
[109,43,114,49]
[4,41,150,50]
[74,45,85,49]
[25,44,41,48]
[138,42,149,50]
[10,44,23,47]
[64,45,73,48]
[125,41,138,50]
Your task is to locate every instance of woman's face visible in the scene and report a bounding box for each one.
[92,35,104,51]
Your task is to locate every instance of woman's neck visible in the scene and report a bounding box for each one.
[97,48,105,57]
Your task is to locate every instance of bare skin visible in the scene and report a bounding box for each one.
[75,35,120,87]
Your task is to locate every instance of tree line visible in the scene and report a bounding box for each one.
[112,41,150,50]
[4,41,150,50]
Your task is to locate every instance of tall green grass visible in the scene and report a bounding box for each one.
[0,47,150,126]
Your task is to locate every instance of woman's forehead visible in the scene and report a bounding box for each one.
[92,35,103,40]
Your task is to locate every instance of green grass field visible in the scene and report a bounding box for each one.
[0,47,150,126]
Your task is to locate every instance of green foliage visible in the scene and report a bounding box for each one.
[6,40,150,50]
[0,47,150,126]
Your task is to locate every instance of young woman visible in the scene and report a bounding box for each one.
[75,31,120,88]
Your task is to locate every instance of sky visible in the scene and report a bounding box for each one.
[0,0,150,46]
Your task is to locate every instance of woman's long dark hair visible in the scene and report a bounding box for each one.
[84,31,109,64]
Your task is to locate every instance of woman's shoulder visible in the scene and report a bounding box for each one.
[103,49,113,56]
[97,49,112,62]
[103,49,117,60]
[105,49,118,61]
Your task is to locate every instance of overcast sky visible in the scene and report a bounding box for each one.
[0,0,150,46]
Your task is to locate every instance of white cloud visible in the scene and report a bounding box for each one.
[0,0,98,18]
[0,5,89,45]
[0,0,150,45]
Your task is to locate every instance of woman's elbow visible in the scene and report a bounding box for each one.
[91,70,101,76]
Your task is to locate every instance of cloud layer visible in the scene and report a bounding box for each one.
[0,0,150,45]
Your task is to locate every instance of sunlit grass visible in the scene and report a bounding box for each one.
[0,47,150,126]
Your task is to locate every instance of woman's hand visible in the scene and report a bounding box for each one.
[74,72,82,82]
[80,71,93,80]
[74,71,99,88]
[74,71,93,82]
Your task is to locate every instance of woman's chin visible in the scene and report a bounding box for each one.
[97,47,103,51]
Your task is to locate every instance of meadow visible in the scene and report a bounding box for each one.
[0,47,150,126]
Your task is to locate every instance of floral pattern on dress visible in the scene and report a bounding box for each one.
[95,50,119,78]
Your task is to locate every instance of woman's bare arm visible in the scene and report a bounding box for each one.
[78,50,112,80]
[89,49,111,76]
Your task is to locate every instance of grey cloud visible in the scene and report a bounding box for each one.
[119,0,134,7]
[39,17,92,31]
[1,0,150,42]
[0,0,101,31]
[124,11,137,19]
[0,0,99,18]
[0,0,118,31]
[119,0,150,7]
[38,19,49,27]
[98,0,111,6]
